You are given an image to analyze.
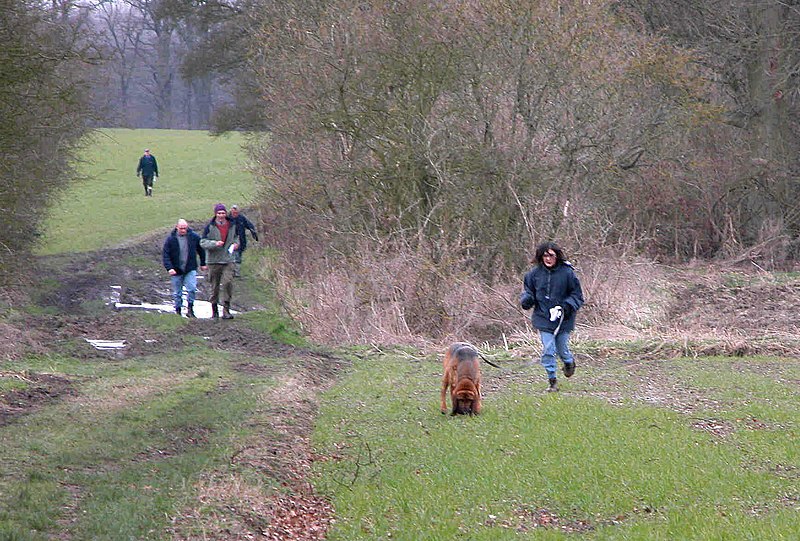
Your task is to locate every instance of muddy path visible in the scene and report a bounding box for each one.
[2,223,346,540]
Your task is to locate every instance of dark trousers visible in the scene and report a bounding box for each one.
[142,175,154,194]
[208,263,234,307]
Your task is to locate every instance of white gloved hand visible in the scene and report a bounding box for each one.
[549,306,563,321]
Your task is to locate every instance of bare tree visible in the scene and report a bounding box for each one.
[94,1,147,125]
[0,0,95,279]
[238,0,726,341]
[249,0,712,269]
[626,0,800,258]
[120,0,179,128]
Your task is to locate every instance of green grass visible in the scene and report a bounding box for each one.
[0,348,277,541]
[312,353,800,540]
[236,248,307,346]
[37,128,257,255]
[0,375,28,393]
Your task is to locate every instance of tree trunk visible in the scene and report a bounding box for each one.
[745,3,796,229]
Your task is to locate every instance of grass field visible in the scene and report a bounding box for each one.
[37,128,257,255]
[3,344,797,540]
[313,352,800,540]
[0,345,280,540]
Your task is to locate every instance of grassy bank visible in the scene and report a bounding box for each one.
[313,351,800,540]
[0,343,280,540]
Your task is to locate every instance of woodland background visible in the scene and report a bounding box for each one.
[3,0,800,343]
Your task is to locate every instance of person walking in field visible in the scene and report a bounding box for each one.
[228,204,258,277]
[162,219,207,318]
[519,241,584,392]
[201,203,243,319]
[136,148,159,196]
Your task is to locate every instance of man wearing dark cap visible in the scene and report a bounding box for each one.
[136,148,159,196]
[228,204,258,277]
[200,203,244,319]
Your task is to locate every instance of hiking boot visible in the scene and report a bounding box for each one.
[222,304,234,320]
[186,304,196,318]
[211,305,219,319]
[546,377,559,392]
[563,361,576,378]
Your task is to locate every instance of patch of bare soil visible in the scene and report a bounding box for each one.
[0,372,76,426]
[1,225,346,541]
[169,372,337,540]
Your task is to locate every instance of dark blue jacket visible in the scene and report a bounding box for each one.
[520,262,584,333]
[231,213,258,251]
[162,228,206,275]
[137,154,159,177]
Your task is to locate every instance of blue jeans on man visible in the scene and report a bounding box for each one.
[538,330,574,379]
[170,270,198,313]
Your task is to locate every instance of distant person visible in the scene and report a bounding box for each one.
[136,148,159,196]
[162,219,206,318]
[228,204,258,277]
[200,203,243,319]
[519,241,584,392]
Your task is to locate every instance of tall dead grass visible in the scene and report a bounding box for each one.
[261,247,672,347]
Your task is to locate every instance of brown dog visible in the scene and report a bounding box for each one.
[440,342,482,415]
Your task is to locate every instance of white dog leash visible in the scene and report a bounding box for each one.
[548,306,564,337]
[458,342,503,369]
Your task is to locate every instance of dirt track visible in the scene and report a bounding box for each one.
[2,226,345,540]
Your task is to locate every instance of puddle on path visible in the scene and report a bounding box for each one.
[107,285,239,320]
[86,286,240,350]
[114,299,237,319]
[85,339,126,350]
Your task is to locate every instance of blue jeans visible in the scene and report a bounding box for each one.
[538,330,574,379]
[170,270,197,310]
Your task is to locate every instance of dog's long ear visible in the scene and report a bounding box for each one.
[455,389,476,400]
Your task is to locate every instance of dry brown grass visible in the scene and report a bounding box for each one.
[0,321,51,361]
[268,249,525,346]
[168,374,335,541]
[265,248,800,354]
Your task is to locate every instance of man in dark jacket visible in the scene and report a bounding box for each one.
[520,241,584,392]
[228,204,258,277]
[163,219,207,317]
[136,148,159,196]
